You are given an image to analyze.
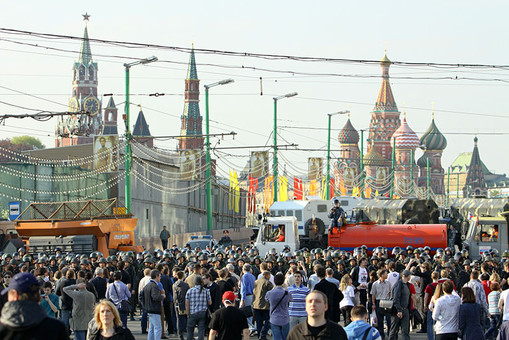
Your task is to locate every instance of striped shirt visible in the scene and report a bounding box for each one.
[287,284,310,317]
[488,290,501,315]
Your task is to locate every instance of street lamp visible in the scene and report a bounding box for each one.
[273,92,298,203]
[326,110,349,199]
[123,56,158,213]
[205,78,234,231]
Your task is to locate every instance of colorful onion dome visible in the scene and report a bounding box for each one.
[417,152,431,168]
[381,52,391,66]
[420,118,447,151]
[338,118,359,144]
[363,147,385,167]
[391,117,420,149]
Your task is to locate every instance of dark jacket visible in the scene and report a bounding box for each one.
[90,276,107,300]
[314,279,343,322]
[173,280,190,312]
[459,302,485,340]
[0,300,69,340]
[141,280,164,314]
[88,325,135,340]
[287,319,348,340]
[392,280,410,313]
[207,282,221,312]
[56,277,76,311]
[160,275,173,303]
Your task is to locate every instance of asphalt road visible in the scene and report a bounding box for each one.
[124,311,429,340]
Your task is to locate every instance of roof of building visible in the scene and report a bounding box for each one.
[132,109,151,137]
[417,152,430,168]
[363,147,385,166]
[78,25,93,65]
[391,117,420,149]
[373,52,398,112]
[338,118,359,144]
[465,137,487,192]
[420,117,447,151]
[186,46,198,80]
[449,152,490,174]
[105,96,116,109]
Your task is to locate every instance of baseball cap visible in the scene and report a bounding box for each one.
[222,291,236,303]
[1,272,40,295]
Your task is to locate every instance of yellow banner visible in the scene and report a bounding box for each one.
[278,176,288,201]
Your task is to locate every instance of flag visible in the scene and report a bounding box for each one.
[340,177,346,196]
[365,186,372,198]
[321,178,327,200]
[233,170,240,213]
[264,175,274,208]
[248,174,258,214]
[294,177,303,200]
[330,178,335,199]
[309,180,317,196]
[375,189,379,197]
[467,212,474,220]
[279,176,288,201]
[352,186,359,197]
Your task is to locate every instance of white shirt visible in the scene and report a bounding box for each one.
[340,285,355,308]
[388,271,400,289]
[501,289,509,320]
[410,275,422,295]
[138,275,151,295]
[358,267,368,287]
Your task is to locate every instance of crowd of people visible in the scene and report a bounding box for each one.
[2,239,509,340]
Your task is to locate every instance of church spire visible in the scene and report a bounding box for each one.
[464,137,487,197]
[179,45,204,151]
[374,52,397,112]
[78,14,93,65]
[186,45,198,80]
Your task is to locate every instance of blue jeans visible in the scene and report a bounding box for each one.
[271,322,290,340]
[61,309,71,331]
[375,300,392,339]
[485,314,500,339]
[243,295,255,331]
[119,311,128,328]
[74,330,86,340]
[141,309,148,333]
[175,310,187,338]
[427,309,434,340]
[148,313,162,340]
[187,310,207,340]
[254,309,270,339]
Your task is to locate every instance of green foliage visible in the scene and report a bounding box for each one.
[11,136,45,149]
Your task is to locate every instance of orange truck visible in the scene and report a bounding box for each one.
[14,199,143,255]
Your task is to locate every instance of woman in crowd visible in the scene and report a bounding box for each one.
[88,300,135,340]
[486,282,501,340]
[432,280,461,340]
[459,286,485,340]
[339,274,355,326]
[265,272,291,340]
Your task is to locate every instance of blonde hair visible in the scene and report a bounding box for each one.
[339,274,352,292]
[94,299,121,329]
[490,272,500,283]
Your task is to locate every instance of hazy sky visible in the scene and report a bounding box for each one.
[1,1,508,179]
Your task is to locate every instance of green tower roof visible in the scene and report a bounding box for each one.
[186,47,198,80]
[79,25,93,65]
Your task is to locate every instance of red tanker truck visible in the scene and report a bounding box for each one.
[254,217,447,254]
[328,221,447,252]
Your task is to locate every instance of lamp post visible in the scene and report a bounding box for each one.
[326,110,349,200]
[123,56,158,213]
[204,79,234,231]
[273,92,298,202]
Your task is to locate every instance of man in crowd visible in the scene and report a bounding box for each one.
[314,266,343,323]
[0,272,69,339]
[287,290,348,340]
[344,305,382,340]
[160,225,170,250]
[239,264,256,334]
[288,270,310,329]
[209,291,249,340]
[141,269,166,340]
[388,270,412,340]
[252,270,273,340]
[371,268,392,339]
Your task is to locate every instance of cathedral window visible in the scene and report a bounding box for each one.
[89,66,95,80]
[79,65,85,79]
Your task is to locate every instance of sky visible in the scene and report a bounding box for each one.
[1,1,509,179]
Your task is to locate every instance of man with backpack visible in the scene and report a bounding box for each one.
[344,305,382,340]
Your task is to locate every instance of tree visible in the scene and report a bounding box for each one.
[11,136,45,150]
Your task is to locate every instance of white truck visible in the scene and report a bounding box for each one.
[254,216,299,255]
[268,196,362,248]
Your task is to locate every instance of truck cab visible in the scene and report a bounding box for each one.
[464,215,506,259]
[254,216,299,255]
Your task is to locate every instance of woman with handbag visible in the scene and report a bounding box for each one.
[106,271,132,328]
[265,273,291,340]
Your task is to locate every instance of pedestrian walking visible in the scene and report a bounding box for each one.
[265,273,291,340]
[432,280,461,340]
[185,275,211,340]
[252,270,273,340]
[106,271,132,328]
[141,269,166,340]
[388,270,412,340]
[173,271,190,340]
[63,279,96,340]
[287,270,310,329]
[208,291,249,340]
[459,286,485,340]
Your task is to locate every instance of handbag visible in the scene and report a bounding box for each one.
[270,291,288,314]
[113,282,131,313]
[379,299,396,315]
